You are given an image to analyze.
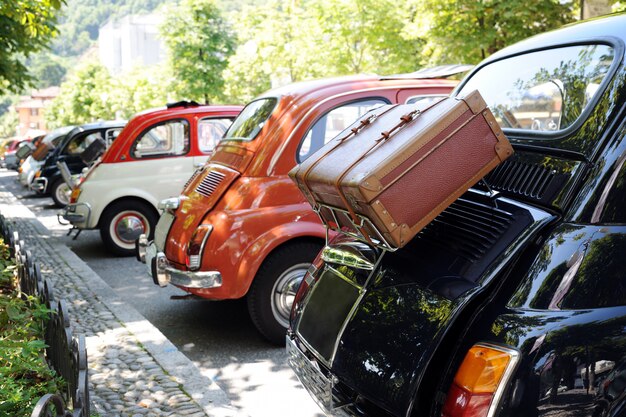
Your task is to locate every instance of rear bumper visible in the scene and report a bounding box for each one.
[139,237,222,289]
[30,178,48,194]
[59,203,92,228]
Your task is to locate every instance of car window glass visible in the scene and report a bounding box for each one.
[223,98,277,141]
[298,99,387,162]
[198,118,233,153]
[459,44,614,133]
[132,120,190,159]
[105,128,122,146]
[406,95,447,105]
[67,132,103,155]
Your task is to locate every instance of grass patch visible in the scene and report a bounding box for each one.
[0,240,62,416]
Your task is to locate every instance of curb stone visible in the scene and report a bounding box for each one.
[0,185,240,417]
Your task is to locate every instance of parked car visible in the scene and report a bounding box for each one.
[18,126,74,187]
[137,72,459,344]
[287,14,626,417]
[60,102,242,256]
[3,138,36,170]
[31,121,126,207]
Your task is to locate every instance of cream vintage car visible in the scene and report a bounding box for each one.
[61,102,241,255]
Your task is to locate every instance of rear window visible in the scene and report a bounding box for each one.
[458,44,614,133]
[223,98,276,141]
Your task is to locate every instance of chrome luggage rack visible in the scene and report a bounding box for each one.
[312,202,398,252]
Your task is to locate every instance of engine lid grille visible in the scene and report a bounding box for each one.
[195,170,226,197]
[418,198,513,262]
[183,168,202,191]
[485,159,556,200]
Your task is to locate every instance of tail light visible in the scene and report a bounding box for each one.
[442,343,519,417]
[186,224,212,270]
[70,187,82,204]
[18,166,22,173]
[35,170,41,178]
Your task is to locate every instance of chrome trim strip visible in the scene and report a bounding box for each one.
[475,343,521,417]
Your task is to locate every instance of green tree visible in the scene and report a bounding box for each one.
[46,60,171,127]
[411,0,575,65]
[0,0,65,94]
[160,0,236,104]
[27,52,68,88]
[222,0,421,103]
[45,61,115,126]
[310,0,420,75]
[0,107,19,139]
[222,1,323,102]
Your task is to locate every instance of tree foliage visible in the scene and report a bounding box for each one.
[160,0,236,104]
[0,0,65,94]
[309,0,420,75]
[222,0,425,103]
[412,0,575,65]
[46,61,170,127]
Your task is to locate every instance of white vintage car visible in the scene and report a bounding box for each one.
[61,103,241,256]
[18,126,74,188]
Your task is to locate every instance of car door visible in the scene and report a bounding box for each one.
[122,118,195,201]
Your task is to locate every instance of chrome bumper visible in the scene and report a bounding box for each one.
[141,239,222,289]
[59,202,92,226]
[31,177,48,193]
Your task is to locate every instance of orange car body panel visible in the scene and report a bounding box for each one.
[164,75,457,299]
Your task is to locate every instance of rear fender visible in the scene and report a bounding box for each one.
[234,220,326,296]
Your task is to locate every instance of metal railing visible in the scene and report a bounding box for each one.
[0,214,89,417]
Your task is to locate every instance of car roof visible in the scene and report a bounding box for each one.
[485,12,626,63]
[132,104,243,119]
[256,74,458,105]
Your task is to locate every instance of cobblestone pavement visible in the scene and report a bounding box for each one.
[0,185,238,416]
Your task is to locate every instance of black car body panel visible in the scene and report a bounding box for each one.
[289,14,626,417]
[37,121,125,193]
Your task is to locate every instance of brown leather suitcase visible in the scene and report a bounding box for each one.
[289,90,513,249]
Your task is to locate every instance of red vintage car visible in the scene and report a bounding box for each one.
[139,71,460,343]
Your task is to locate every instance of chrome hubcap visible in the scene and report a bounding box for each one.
[114,213,146,244]
[271,263,309,328]
[56,183,71,205]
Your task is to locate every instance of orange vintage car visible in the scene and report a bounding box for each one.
[138,70,461,343]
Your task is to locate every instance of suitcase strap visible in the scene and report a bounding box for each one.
[334,109,424,244]
[300,105,399,206]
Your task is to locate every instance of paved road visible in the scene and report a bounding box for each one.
[2,171,323,417]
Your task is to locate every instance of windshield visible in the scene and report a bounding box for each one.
[458,44,614,133]
[223,98,277,141]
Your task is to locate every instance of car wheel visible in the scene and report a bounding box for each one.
[247,242,322,345]
[50,179,71,208]
[100,201,158,257]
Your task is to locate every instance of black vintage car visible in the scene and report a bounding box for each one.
[288,14,626,417]
[31,121,125,207]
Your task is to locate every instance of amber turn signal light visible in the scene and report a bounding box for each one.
[70,187,82,204]
[442,343,519,417]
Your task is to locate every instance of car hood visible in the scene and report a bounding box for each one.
[291,193,554,415]
[164,162,240,266]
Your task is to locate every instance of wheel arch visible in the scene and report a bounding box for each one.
[235,226,326,297]
[98,196,159,228]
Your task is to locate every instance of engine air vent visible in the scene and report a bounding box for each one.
[183,169,201,191]
[417,199,513,262]
[195,170,226,197]
[485,160,555,199]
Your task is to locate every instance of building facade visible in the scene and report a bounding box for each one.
[98,13,165,75]
[15,87,60,137]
